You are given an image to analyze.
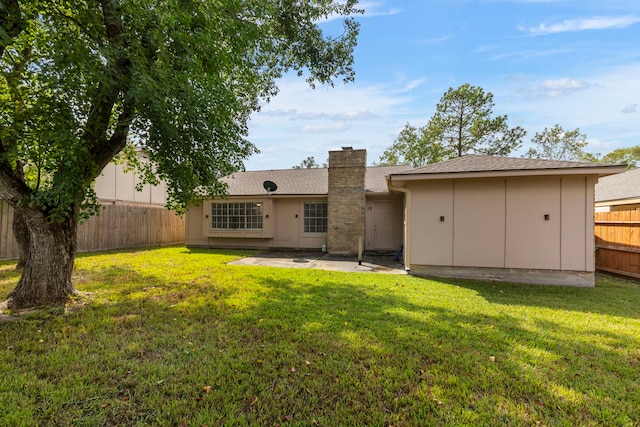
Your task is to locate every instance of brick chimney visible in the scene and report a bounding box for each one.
[327,147,366,254]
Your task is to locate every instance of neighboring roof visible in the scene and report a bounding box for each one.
[390,155,624,180]
[595,167,640,203]
[221,165,413,196]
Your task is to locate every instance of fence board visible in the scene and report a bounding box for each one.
[594,210,640,279]
[0,201,185,260]
[1,202,11,257]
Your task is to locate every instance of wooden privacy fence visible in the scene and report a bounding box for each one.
[594,210,640,280]
[0,201,185,259]
[0,201,19,259]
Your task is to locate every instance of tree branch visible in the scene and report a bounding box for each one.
[100,0,124,41]
[0,162,32,206]
[95,95,135,172]
[0,44,32,190]
[0,0,24,58]
[4,46,32,115]
[51,4,102,47]
[82,1,130,147]
[79,0,133,181]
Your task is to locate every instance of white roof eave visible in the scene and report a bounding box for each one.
[389,166,627,182]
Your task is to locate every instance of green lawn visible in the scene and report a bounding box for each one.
[1,247,639,426]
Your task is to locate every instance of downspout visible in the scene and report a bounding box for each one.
[386,176,411,272]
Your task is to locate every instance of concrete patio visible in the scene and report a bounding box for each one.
[228,251,407,275]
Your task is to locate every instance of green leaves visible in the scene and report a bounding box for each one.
[428,84,524,159]
[292,156,322,169]
[378,84,525,167]
[525,124,589,161]
[0,0,361,219]
[378,123,447,167]
[600,145,640,168]
[525,125,639,166]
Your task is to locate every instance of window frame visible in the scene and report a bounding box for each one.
[210,201,264,231]
[303,201,328,234]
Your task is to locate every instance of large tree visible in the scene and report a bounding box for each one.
[601,145,640,169]
[0,0,360,310]
[524,124,591,161]
[379,84,526,167]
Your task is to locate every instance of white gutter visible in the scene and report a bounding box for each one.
[386,176,411,271]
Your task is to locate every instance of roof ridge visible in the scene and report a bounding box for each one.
[392,155,625,176]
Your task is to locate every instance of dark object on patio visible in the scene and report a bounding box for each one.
[395,244,404,263]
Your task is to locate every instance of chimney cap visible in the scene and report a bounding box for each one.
[341,146,353,150]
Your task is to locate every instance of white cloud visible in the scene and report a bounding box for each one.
[492,49,572,62]
[290,111,379,121]
[300,123,351,134]
[319,1,400,23]
[473,43,573,62]
[394,78,427,94]
[483,0,574,2]
[521,16,640,35]
[246,76,420,170]
[260,109,297,117]
[621,104,638,114]
[495,63,640,156]
[413,34,454,46]
[531,78,592,97]
[358,1,401,18]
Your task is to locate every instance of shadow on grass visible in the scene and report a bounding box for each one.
[429,273,640,319]
[1,253,639,426]
[178,247,258,257]
[238,272,639,424]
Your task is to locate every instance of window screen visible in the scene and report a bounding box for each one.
[211,202,263,230]
[304,202,328,233]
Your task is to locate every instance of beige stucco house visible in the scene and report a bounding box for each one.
[94,151,168,206]
[186,148,411,253]
[185,149,624,287]
[389,155,624,287]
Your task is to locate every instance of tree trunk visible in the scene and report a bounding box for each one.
[13,210,29,269]
[6,206,78,310]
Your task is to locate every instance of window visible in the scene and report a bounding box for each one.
[304,202,328,233]
[211,202,263,230]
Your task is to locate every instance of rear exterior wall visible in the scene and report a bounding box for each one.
[185,196,327,250]
[406,175,596,273]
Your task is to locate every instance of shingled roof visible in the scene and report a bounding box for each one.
[390,155,623,177]
[595,167,640,203]
[219,156,623,197]
[221,165,412,196]
[365,165,413,192]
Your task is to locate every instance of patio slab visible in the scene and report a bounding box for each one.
[228,251,407,274]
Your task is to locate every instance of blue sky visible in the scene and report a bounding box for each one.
[245,0,640,170]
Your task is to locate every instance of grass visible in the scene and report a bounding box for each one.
[0,246,639,426]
